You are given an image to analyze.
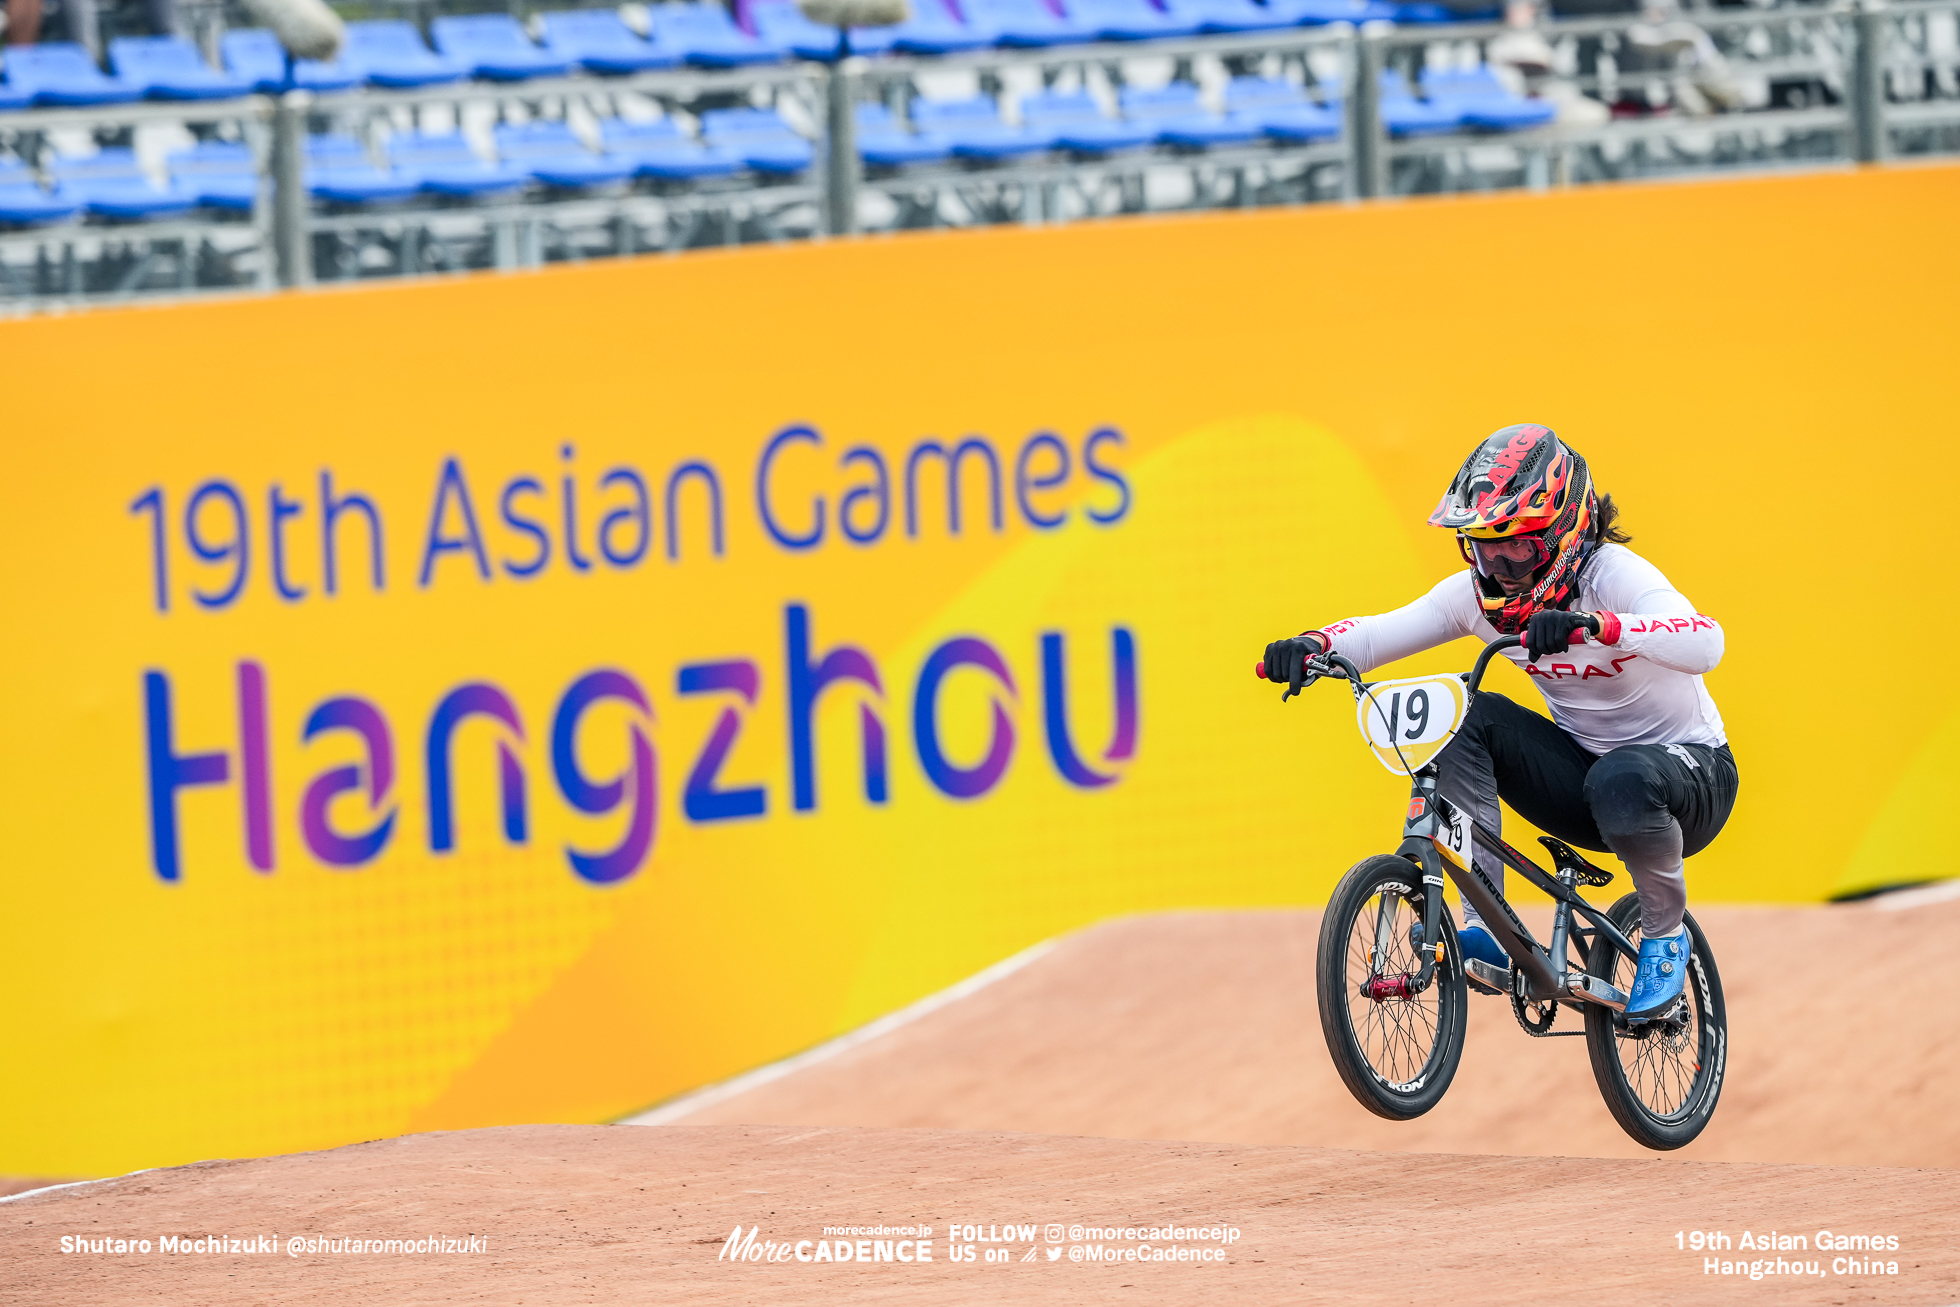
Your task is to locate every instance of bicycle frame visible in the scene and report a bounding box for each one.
[1309,636,1644,1011]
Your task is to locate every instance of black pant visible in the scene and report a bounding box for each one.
[1438,692,1739,934]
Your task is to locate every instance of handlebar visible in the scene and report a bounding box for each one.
[1253,635,1522,696]
[1466,635,1522,694]
[1252,649,1363,690]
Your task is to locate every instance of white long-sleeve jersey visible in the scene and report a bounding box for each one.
[1314,544,1727,756]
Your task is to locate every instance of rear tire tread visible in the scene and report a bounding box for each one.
[1582,892,1727,1151]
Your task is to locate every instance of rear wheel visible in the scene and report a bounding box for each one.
[1583,893,1727,1150]
[1316,854,1467,1120]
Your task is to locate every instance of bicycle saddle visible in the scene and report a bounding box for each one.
[1538,837,1615,888]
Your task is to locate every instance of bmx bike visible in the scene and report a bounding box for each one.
[1258,635,1727,1151]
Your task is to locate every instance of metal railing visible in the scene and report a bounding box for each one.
[290,62,824,281]
[0,94,276,303]
[2,0,1956,310]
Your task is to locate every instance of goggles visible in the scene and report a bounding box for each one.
[1466,532,1550,585]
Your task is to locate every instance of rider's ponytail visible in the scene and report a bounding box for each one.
[1594,493,1632,545]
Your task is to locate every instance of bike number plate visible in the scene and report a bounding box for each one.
[1433,795,1472,865]
[1356,675,1469,776]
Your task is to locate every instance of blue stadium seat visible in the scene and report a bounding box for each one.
[1264,0,1395,23]
[856,102,953,165]
[1158,0,1294,33]
[171,143,258,171]
[110,35,254,100]
[886,0,993,53]
[494,121,637,188]
[645,4,785,67]
[1120,82,1262,146]
[44,147,151,179]
[306,134,367,167]
[221,30,291,92]
[598,118,742,180]
[1423,65,1555,129]
[0,83,34,111]
[176,176,259,211]
[839,13,903,57]
[166,140,255,172]
[386,133,531,197]
[341,21,470,89]
[1021,90,1155,152]
[0,184,80,222]
[1226,76,1341,140]
[1065,0,1201,41]
[431,15,572,82]
[291,56,365,91]
[537,10,679,73]
[700,107,813,173]
[228,28,364,94]
[4,43,145,106]
[236,27,365,93]
[1395,2,1498,20]
[166,140,259,210]
[744,0,854,58]
[305,134,421,204]
[1380,69,1462,136]
[0,159,81,224]
[911,96,1053,158]
[960,0,1097,47]
[48,149,196,219]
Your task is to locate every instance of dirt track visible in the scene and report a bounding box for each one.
[6,896,1956,1305]
[4,1123,1954,1306]
[669,899,1960,1168]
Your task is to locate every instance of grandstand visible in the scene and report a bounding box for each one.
[0,0,1954,306]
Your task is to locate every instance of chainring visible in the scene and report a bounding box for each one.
[1510,978,1558,1037]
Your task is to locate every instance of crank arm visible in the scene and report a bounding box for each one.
[1564,972,1629,1012]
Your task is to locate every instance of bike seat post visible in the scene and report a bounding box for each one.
[1548,861,1578,990]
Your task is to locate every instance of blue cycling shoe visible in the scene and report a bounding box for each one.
[1458,924,1510,995]
[1625,928,1689,1018]
[1458,924,1509,969]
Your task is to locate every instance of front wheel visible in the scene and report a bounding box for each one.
[1316,853,1467,1120]
[1583,893,1728,1150]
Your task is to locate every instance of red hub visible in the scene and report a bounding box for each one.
[1361,972,1417,1002]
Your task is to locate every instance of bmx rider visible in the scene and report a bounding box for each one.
[1261,424,1738,1019]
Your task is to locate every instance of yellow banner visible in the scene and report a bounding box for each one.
[4,162,1957,1177]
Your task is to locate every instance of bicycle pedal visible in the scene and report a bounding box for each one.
[1539,837,1614,888]
[1626,995,1689,1027]
[1464,959,1511,996]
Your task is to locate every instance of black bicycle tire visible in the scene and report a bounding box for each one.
[1583,892,1728,1150]
[1315,853,1468,1121]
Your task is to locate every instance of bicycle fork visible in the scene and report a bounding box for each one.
[1381,769,1451,996]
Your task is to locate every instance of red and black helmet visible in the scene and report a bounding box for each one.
[1428,424,1598,634]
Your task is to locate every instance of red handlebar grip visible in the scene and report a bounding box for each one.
[1254,662,1268,680]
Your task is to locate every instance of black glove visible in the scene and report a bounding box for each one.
[1263,635,1325,701]
[1524,610,1601,661]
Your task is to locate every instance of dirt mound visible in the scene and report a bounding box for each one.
[663,900,1960,1169]
[10,898,1956,1303]
[4,1123,1954,1306]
